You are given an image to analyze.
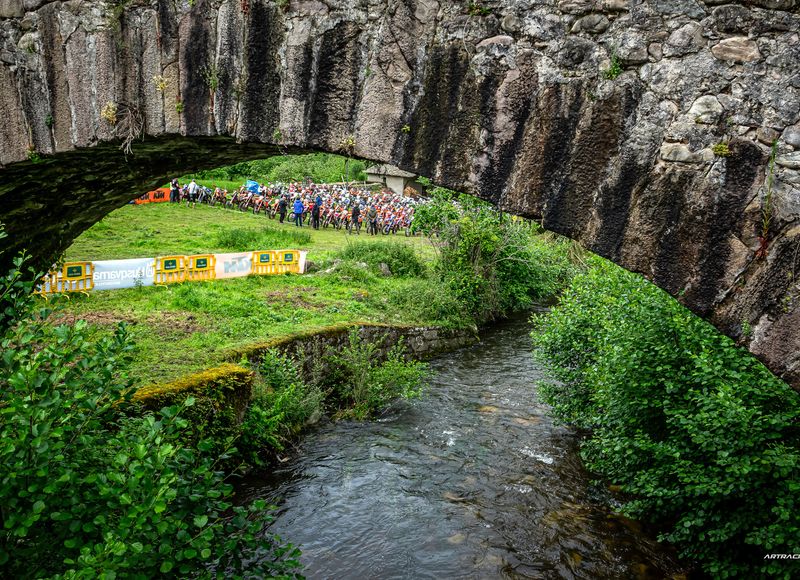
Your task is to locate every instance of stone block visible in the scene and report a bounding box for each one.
[711,37,762,63]
[776,151,800,169]
[571,13,609,34]
[757,126,780,145]
[660,142,703,163]
[688,95,724,124]
[782,124,800,148]
[0,0,23,18]
[664,22,705,57]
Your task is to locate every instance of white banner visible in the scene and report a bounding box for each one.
[214,252,253,280]
[93,258,156,291]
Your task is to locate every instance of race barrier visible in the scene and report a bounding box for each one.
[36,250,307,294]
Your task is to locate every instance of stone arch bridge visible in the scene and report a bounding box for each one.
[1,0,799,386]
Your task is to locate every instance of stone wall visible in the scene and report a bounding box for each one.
[1,0,799,386]
[228,322,481,376]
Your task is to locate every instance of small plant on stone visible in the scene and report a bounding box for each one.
[467,2,490,16]
[175,100,184,114]
[26,146,41,163]
[45,114,54,128]
[401,124,411,134]
[712,142,731,157]
[272,128,283,143]
[339,135,356,155]
[101,101,118,125]
[152,74,168,92]
[756,141,778,259]
[201,64,220,93]
[602,51,622,80]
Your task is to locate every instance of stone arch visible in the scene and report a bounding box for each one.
[1,0,799,386]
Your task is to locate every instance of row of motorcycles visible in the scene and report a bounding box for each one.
[184,186,416,236]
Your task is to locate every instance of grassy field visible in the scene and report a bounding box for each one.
[66,202,431,262]
[58,203,444,385]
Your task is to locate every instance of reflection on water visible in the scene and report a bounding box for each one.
[239,316,684,579]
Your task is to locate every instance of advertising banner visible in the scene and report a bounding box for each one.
[38,250,307,295]
[92,258,156,291]
[215,252,253,280]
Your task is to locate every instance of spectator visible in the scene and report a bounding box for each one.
[293,197,304,227]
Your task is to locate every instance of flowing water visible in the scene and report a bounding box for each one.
[240,316,684,579]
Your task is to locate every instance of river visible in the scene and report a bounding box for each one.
[239,316,684,579]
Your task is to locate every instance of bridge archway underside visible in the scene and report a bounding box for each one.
[1,0,798,387]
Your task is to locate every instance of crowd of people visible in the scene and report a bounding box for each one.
[168,178,421,236]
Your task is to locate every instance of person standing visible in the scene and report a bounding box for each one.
[293,197,304,227]
[311,201,321,230]
[170,178,180,203]
[187,179,199,208]
[350,203,361,235]
[367,205,378,236]
[278,195,288,223]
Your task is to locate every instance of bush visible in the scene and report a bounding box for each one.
[532,259,800,578]
[0,254,301,578]
[337,241,426,278]
[329,330,429,419]
[238,350,324,463]
[415,189,577,323]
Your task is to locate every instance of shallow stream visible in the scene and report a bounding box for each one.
[240,316,683,579]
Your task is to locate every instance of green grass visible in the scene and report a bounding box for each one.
[66,202,431,262]
[58,203,441,385]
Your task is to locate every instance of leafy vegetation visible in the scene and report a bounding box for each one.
[531,258,800,578]
[602,51,622,80]
[180,153,368,185]
[413,186,577,323]
[327,331,429,420]
[336,241,427,278]
[238,350,325,463]
[712,142,731,157]
[0,251,301,579]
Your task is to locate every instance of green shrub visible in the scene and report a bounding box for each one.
[0,254,301,578]
[238,351,324,463]
[337,241,427,277]
[213,225,311,252]
[329,330,429,419]
[415,190,578,323]
[532,259,800,578]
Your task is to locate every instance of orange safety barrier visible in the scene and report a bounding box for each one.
[251,251,278,275]
[186,254,216,282]
[154,256,187,284]
[37,262,95,294]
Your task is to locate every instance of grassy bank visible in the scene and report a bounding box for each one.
[56,203,453,384]
[66,202,430,262]
[56,199,573,386]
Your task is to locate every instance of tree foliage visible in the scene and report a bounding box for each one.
[532,259,800,578]
[184,153,367,185]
